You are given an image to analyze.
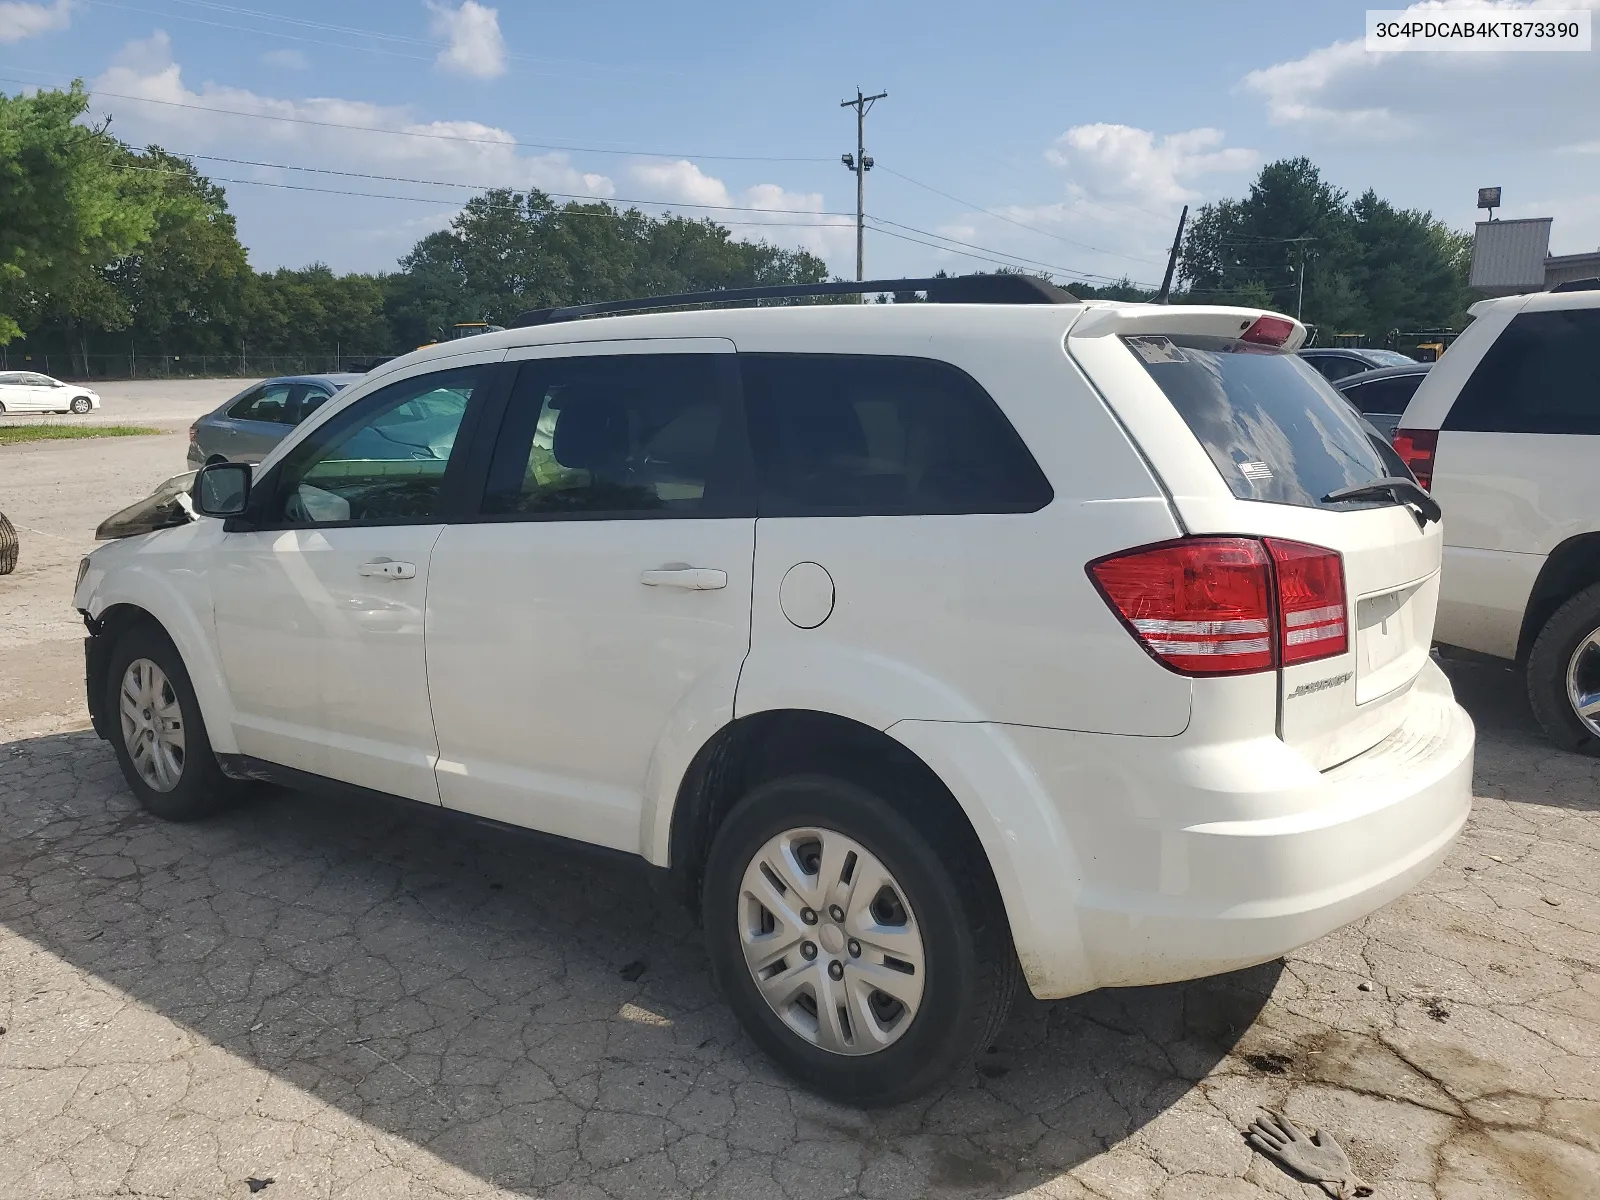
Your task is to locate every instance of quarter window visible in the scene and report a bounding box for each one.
[740,353,1052,516]
[481,354,739,517]
[1446,309,1600,434]
[266,366,481,525]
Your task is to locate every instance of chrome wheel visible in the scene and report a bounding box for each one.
[1567,627,1600,739]
[738,826,925,1056]
[119,658,186,792]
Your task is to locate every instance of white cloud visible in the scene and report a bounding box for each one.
[1242,0,1600,145]
[628,159,853,259]
[260,48,309,71]
[426,0,507,80]
[0,0,71,43]
[1045,124,1257,210]
[94,33,612,200]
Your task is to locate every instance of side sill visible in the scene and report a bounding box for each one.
[215,753,675,899]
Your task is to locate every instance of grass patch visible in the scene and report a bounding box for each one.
[0,424,163,445]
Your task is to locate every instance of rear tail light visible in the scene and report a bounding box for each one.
[1266,538,1348,665]
[1240,314,1296,346]
[1089,536,1346,677]
[1392,427,1437,490]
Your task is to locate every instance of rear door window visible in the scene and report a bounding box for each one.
[481,354,745,518]
[740,353,1052,516]
[1126,334,1407,510]
[1444,308,1600,434]
[229,383,294,423]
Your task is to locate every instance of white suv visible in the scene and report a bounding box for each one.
[75,277,1474,1105]
[1393,282,1600,753]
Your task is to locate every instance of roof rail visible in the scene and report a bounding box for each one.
[1549,277,1600,293]
[509,272,1077,328]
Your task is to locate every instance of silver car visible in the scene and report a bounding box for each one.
[188,374,362,467]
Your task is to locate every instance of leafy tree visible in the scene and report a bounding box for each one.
[245,265,390,354]
[0,84,160,346]
[1178,157,1469,338]
[107,147,251,356]
[386,188,832,345]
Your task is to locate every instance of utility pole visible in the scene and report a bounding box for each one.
[1154,205,1188,304]
[840,88,887,281]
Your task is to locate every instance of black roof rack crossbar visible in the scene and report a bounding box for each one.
[509,272,1076,327]
[1549,277,1600,293]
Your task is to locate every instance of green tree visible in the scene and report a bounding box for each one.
[0,84,160,345]
[107,147,252,356]
[385,188,832,345]
[244,265,390,354]
[1178,157,1469,339]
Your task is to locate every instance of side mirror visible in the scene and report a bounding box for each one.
[193,461,252,517]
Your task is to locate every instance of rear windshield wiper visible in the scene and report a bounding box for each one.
[1322,477,1442,524]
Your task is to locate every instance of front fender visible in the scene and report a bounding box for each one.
[81,527,237,755]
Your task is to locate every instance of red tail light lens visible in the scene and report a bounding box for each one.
[1090,536,1348,676]
[1265,538,1348,665]
[1090,537,1274,675]
[1392,427,1437,490]
[1240,315,1296,346]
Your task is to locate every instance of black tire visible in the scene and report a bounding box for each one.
[70,396,92,414]
[702,773,1018,1107]
[105,622,239,820]
[1527,581,1600,757]
[0,510,16,575]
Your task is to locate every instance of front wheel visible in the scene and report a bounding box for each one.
[702,774,1018,1106]
[106,623,239,820]
[1527,582,1600,756]
[70,396,92,414]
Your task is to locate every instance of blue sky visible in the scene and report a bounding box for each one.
[4,0,1598,286]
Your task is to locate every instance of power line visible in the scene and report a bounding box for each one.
[114,163,850,229]
[158,151,855,218]
[867,217,1158,287]
[85,0,697,83]
[0,71,833,163]
[878,165,1164,265]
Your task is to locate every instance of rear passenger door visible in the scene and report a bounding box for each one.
[425,340,755,852]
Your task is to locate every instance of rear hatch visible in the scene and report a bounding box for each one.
[1069,307,1441,768]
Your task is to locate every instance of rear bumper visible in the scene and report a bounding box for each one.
[1002,658,1474,995]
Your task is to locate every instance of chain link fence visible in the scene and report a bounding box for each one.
[0,351,398,381]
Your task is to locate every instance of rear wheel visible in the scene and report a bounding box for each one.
[1527,582,1600,756]
[106,623,239,819]
[702,773,1017,1106]
[70,396,92,414]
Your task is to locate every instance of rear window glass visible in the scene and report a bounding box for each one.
[1124,334,1407,509]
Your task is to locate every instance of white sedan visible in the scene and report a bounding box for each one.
[0,371,101,414]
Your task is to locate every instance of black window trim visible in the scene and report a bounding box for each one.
[739,351,1054,519]
[451,351,758,525]
[226,360,510,534]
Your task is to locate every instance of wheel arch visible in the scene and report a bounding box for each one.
[659,707,1095,999]
[86,569,239,754]
[1517,532,1600,663]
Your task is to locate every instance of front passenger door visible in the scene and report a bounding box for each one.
[209,360,499,801]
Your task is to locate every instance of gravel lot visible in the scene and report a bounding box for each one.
[2,385,1598,1198]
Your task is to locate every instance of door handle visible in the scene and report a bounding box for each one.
[639,566,727,591]
[358,559,417,580]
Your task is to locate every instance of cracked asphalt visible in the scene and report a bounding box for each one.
[3,399,1599,1198]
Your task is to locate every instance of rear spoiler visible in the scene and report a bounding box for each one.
[1068,304,1308,351]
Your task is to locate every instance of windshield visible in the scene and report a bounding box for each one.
[1124,334,1409,510]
